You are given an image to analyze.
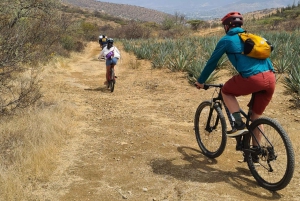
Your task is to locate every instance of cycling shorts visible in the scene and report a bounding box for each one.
[106,57,118,66]
[222,70,275,115]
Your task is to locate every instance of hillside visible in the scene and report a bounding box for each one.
[61,0,173,23]
[88,0,295,19]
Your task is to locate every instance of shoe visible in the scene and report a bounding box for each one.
[251,146,260,164]
[238,152,260,164]
[227,122,248,137]
[251,153,260,164]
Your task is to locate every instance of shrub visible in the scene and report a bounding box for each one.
[115,21,151,39]
[81,21,99,41]
[0,0,79,113]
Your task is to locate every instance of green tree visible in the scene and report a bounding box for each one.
[187,20,205,31]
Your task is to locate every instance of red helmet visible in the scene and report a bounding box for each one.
[221,12,243,27]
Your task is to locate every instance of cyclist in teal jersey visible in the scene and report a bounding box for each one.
[195,12,276,140]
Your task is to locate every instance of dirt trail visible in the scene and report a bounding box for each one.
[36,42,299,200]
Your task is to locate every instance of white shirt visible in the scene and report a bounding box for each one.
[99,46,121,60]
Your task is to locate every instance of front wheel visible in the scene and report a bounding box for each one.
[194,101,227,158]
[109,80,114,92]
[108,68,115,92]
[247,117,295,191]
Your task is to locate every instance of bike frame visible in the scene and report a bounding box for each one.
[197,84,295,191]
[206,84,268,151]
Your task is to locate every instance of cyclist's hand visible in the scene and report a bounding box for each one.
[194,82,204,89]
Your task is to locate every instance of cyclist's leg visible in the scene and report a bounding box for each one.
[250,71,276,145]
[222,74,246,115]
[105,59,112,85]
[106,65,111,83]
[250,111,262,146]
[111,58,118,78]
[222,93,240,112]
[222,75,248,136]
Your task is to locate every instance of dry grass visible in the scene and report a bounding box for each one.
[0,59,77,201]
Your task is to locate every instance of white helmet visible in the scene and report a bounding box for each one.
[99,35,103,39]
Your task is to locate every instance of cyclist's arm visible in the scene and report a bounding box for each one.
[194,82,204,89]
[98,48,106,59]
[197,39,227,84]
[114,47,121,59]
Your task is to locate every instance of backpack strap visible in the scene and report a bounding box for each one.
[226,31,245,55]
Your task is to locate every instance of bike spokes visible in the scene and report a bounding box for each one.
[247,117,294,191]
[194,101,227,158]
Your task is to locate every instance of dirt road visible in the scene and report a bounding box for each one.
[35,42,299,200]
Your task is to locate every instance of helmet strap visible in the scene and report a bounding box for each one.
[224,25,230,33]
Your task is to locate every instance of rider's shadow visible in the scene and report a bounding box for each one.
[150,146,282,199]
[84,86,110,93]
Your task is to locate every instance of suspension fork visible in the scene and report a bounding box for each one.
[205,100,222,132]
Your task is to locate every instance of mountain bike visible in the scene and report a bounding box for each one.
[107,64,116,92]
[194,84,295,191]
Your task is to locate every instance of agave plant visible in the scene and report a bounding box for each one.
[121,39,135,52]
[151,49,169,69]
[200,36,220,60]
[186,57,219,84]
[167,51,193,72]
[273,50,295,74]
[282,64,300,106]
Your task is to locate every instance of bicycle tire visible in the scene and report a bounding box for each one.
[109,68,115,92]
[247,117,295,191]
[194,101,227,158]
[109,80,114,92]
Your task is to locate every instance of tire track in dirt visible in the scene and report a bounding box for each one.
[36,42,300,201]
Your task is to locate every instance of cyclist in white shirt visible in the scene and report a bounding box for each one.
[98,38,121,85]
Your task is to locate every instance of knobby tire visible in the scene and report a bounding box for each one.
[194,101,227,158]
[246,117,295,191]
[109,68,115,92]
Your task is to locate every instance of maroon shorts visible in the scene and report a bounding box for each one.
[222,71,275,115]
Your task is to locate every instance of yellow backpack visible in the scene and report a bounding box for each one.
[238,32,273,59]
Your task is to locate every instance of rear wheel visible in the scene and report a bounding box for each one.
[247,117,295,191]
[194,101,227,158]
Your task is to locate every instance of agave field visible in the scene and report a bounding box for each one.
[121,31,300,106]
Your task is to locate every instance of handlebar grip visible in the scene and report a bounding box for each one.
[203,84,209,90]
[194,83,210,90]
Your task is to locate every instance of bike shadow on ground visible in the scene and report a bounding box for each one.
[84,86,111,93]
[150,146,282,200]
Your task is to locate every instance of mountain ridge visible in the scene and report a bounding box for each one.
[61,0,173,23]
[62,0,295,22]
[97,0,295,19]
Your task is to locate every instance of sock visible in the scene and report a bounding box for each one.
[232,112,242,126]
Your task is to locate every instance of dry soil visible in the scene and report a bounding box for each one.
[34,42,300,201]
